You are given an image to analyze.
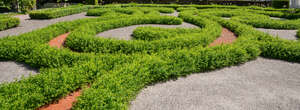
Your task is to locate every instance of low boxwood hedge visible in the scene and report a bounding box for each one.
[0,5,299,110]
[0,16,20,31]
[29,5,95,19]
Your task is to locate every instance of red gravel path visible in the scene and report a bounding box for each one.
[40,27,237,110]
[39,89,81,110]
[48,32,70,48]
[209,28,237,47]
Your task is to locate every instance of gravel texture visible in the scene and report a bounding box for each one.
[96,23,198,40]
[160,11,179,17]
[270,17,286,20]
[0,61,38,83]
[0,12,93,38]
[130,57,300,110]
[222,17,231,20]
[97,11,198,40]
[256,28,298,40]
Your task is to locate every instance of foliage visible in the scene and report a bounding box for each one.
[29,5,95,19]
[86,0,99,5]
[272,0,289,8]
[0,4,300,110]
[0,15,20,31]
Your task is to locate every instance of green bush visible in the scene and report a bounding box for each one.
[1,4,300,110]
[86,0,99,5]
[0,16,20,31]
[272,0,289,8]
[29,5,94,19]
[19,0,36,13]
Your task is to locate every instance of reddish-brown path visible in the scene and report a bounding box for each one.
[39,32,82,110]
[209,28,237,47]
[48,32,70,48]
[39,89,81,110]
[40,27,237,110]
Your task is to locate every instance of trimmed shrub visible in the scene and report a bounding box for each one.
[1,4,300,110]
[86,0,99,5]
[0,16,20,31]
[29,5,94,19]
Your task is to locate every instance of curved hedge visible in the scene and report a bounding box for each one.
[29,5,95,19]
[0,5,299,110]
[0,16,20,31]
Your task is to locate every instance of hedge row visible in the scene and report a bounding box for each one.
[231,14,300,29]
[29,5,95,19]
[71,10,261,109]
[197,10,300,62]
[0,16,20,31]
[87,7,174,16]
[64,12,221,54]
[132,26,201,41]
[193,8,300,30]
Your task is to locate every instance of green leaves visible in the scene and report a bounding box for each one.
[29,5,95,19]
[0,16,20,31]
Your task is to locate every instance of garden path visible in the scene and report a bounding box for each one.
[0,12,93,38]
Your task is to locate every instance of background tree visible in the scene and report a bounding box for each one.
[57,0,68,7]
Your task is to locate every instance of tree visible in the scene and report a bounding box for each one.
[57,0,68,7]
[290,0,300,8]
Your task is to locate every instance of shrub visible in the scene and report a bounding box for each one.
[86,0,99,5]
[272,0,289,8]
[1,4,300,110]
[29,5,94,19]
[0,16,20,31]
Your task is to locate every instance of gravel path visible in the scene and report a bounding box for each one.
[222,17,231,20]
[0,61,38,83]
[160,11,179,17]
[255,28,298,40]
[130,57,300,110]
[0,12,93,38]
[97,11,198,40]
[270,17,286,20]
[96,23,198,40]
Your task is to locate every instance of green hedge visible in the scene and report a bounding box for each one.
[0,4,300,110]
[86,0,99,5]
[29,5,95,19]
[0,16,20,31]
[132,26,201,41]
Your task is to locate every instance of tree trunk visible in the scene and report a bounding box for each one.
[290,0,300,8]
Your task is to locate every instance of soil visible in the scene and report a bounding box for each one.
[209,28,237,46]
[48,33,70,48]
[39,89,82,110]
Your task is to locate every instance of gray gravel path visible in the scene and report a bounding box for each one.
[0,12,93,38]
[270,17,286,20]
[255,28,298,40]
[222,17,231,20]
[96,23,198,40]
[130,57,300,110]
[97,11,198,40]
[160,11,179,17]
[0,61,38,83]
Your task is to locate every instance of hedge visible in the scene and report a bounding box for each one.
[64,13,222,54]
[0,4,299,110]
[0,16,20,31]
[29,5,95,19]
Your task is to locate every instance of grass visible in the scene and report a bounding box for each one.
[0,4,299,110]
